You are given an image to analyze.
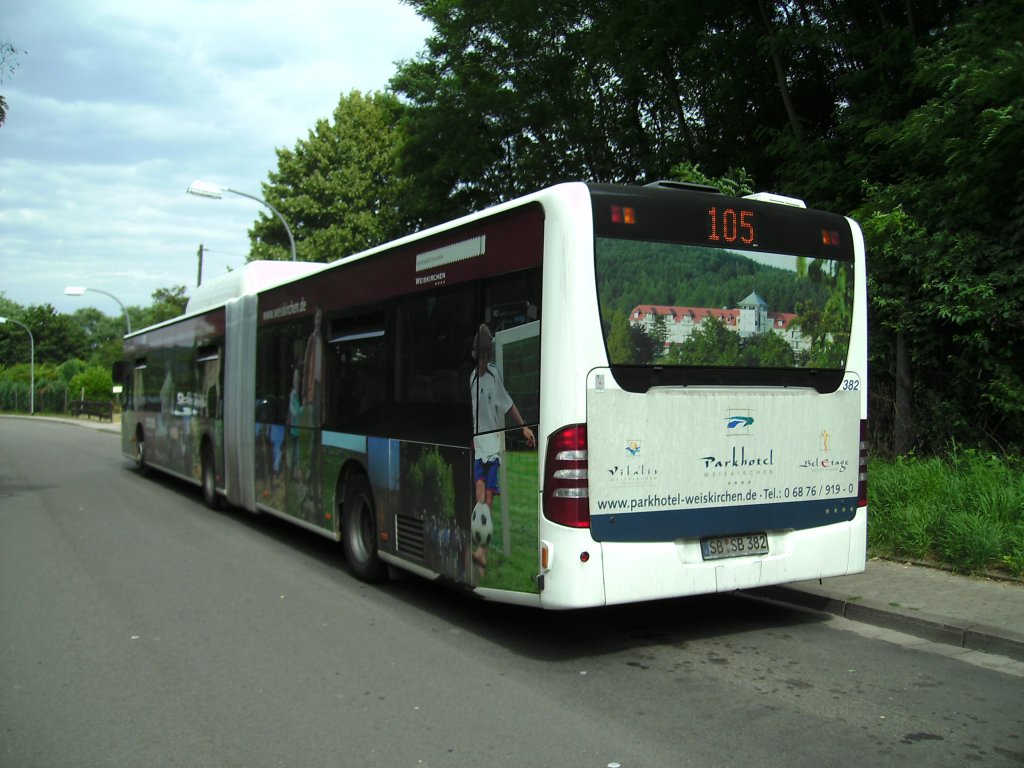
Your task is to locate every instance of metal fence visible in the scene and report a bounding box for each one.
[0,381,73,413]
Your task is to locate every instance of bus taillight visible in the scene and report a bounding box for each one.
[542,424,590,528]
[858,419,868,507]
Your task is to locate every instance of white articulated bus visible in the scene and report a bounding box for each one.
[115,181,868,608]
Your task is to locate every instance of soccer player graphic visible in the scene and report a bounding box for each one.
[469,323,535,579]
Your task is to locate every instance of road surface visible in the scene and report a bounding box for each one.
[2,417,1022,767]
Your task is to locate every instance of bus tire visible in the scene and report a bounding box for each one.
[201,442,221,509]
[135,427,149,477]
[341,474,387,583]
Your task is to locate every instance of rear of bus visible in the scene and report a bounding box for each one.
[536,182,867,608]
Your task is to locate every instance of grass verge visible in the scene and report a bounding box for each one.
[869,445,1024,577]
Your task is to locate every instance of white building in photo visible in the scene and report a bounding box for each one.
[628,291,809,354]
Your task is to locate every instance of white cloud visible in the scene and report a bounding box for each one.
[0,0,431,314]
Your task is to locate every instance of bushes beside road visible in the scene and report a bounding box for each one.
[0,361,113,414]
[869,447,1024,578]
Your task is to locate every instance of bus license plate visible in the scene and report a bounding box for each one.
[700,533,769,561]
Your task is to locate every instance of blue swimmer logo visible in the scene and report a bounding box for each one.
[726,415,754,430]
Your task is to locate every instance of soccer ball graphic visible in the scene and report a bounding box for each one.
[471,502,493,547]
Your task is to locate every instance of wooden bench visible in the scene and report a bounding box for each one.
[70,400,115,421]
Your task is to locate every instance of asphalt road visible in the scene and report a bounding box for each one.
[2,417,1023,768]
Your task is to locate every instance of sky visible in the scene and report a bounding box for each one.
[0,0,432,316]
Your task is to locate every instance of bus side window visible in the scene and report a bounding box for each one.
[195,344,221,419]
[483,270,542,428]
[325,314,388,435]
[394,284,477,447]
[112,360,129,409]
[256,320,306,424]
[132,359,148,412]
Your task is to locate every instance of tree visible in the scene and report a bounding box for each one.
[856,2,1024,453]
[0,40,26,128]
[605,312,634,363]
[671,317,741,366]
[740,331,795,368]
[606,312,662,364]
[181,0,1015,455]
[671,162,754,197]
[72,307,125,369]
[0,291,20,318]
[0,304,88,367]
[249,90,411,263]
[393,0,684,222]
[628,323,662,364]
[69,366,114,402]
[138,286,188,327]
[391,0,911,222]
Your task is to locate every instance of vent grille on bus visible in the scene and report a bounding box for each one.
[395,514,425,560]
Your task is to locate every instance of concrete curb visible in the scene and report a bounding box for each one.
[747,584,1024,663]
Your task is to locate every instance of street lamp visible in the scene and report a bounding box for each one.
[64,286,132,334]
[187,179,297,262]
[0,316,34,415]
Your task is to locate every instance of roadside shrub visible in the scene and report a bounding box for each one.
[936,510,1004,574]
[68,366,114,402]
[1003,524,1024,576]
[869,446,1024,576]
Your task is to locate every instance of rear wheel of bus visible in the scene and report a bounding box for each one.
[201,442,221,510]
[341,473,387,583]
[134,425,149,477]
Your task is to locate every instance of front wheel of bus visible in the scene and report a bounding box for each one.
[342,474,387,583]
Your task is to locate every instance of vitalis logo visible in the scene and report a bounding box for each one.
[607,463,659,481]
[607,441,657,481]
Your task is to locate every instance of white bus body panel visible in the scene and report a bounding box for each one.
[532,184,868,609]
[534,183,611,608]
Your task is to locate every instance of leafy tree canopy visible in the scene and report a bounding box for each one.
[854,2,1024,451]
[385,0,1020,453]
[1,40,26,128]
[0,304,88,367]
[249,90,411,262]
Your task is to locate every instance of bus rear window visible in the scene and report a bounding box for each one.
[596,238,854,371]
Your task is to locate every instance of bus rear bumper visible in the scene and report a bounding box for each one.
[599,507,868,607]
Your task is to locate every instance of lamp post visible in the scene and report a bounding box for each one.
[0,316,34,415]
[187,180,297,262]
[64,286,132,334]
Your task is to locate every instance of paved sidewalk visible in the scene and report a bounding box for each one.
[5,413,121,434]
[750,559,1024,662]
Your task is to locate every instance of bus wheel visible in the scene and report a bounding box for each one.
[341,474,387,583]
[201,443,221,509]
[135,428,149,477]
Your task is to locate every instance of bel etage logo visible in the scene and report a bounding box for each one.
[798,427,850,472]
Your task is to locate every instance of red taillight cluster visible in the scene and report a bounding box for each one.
[858,419,868,507]
[542,424,590,528]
